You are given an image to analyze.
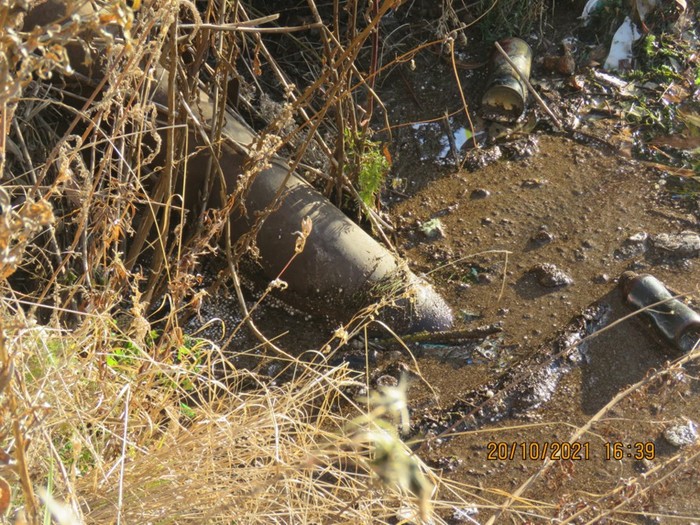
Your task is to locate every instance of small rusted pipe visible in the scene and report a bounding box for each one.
[23,1,453,333]
[619,271,700,354]
[481,37,532,123]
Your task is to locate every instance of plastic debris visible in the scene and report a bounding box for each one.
[663,419,698,447]
[604,17,642,71]
[580,0,603,23]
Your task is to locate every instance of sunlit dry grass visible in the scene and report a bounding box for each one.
[2,0,699,524]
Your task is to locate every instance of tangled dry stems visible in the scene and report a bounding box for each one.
[0,0,470,522]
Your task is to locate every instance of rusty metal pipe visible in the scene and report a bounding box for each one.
[481,37,532,123]
[619,271,700,354]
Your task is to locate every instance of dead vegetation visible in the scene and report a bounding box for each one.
[0,0,480,522]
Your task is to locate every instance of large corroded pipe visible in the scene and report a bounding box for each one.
[22,1,453,333]
[193,112,453,332]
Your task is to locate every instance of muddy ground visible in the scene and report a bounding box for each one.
[388,131,700,523]
[188,6,700,523]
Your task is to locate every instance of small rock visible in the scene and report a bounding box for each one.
[420,218,446,240]
[530,263,574,288]
[429,455,462,472]
[470,188,491,199]
[460,309,481,322]
[452,506,479,523]
[650,231,700,258]
[663,419,698,448]
[504,136,540,160]
[532,229,554,246]
[614,232,649,260]
[477,273,493,284]
[375,374,399,389]
[628,231,649,243]
[521,178,547,188]
[635,458,654,473]
[593,273,610,284]
[434,204,459,217]
[463,146,502,170]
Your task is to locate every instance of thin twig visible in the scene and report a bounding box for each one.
[116,385,131,525]
[448,38,478,150]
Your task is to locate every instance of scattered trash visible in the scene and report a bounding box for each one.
[604,17,642,71]
[542,43,576,76]
[635,0,660,25]
[530,263,574,288]
[579,0,603,24]
[663,419,698,448]
[481,37,532,122]
[619,272,700,353]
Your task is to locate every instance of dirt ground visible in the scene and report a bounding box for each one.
[388,130,700,523]
[362,18,700,519]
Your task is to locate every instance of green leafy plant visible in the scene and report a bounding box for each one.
[344,129,390,213]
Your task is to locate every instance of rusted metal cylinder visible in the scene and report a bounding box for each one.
[619,272,700,354]
[23,1,453,333]
[481,37,532,122]
[186,129,453,332]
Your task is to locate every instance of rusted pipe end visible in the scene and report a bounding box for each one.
[383,273,454,333]
[618,270,640,298]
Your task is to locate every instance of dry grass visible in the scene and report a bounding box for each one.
[2,0,698,524]
[0,0,482,523]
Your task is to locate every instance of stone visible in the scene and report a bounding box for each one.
[663,419,698,448]
[530,263,574,288]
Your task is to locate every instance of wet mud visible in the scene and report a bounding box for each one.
[192,127,700,521]
[382,130,700,522]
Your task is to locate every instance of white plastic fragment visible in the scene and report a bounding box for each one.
[580,0,603,23]
[635,0,658,24]
[663,419,698,448]
[604,17,642,71]
[452,506,480,523]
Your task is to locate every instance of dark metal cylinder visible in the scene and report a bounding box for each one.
[620,272,700,354]
[481,37,532,123]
